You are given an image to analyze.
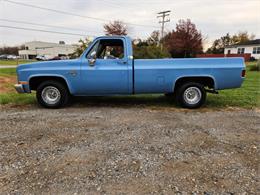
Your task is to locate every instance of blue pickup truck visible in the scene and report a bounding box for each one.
[15,36,246,108]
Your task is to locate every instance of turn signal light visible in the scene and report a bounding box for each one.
[19,81,28,84]
[241,70,246,77]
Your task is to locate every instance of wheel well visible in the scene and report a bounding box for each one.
[174,77,215,91]
[29,76,69,91]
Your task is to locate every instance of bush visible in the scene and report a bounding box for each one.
[249,57,256,61]
[249,60,260,71]
[133,45,171,59]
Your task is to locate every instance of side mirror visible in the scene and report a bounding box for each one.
[88,51,96,66]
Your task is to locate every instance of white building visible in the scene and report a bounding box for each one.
[224,39,260,59]
[19,41,77,59]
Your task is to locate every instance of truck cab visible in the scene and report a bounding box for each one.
[78,36,134,95]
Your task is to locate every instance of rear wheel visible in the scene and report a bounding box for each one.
[164,93,174,97]
[176,82,206,109]
[36,80,70,108]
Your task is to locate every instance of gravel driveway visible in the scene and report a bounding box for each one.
[0,106,259,194]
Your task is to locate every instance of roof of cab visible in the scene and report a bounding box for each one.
[94,35,130,39]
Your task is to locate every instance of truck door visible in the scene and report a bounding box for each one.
[79,38,131,95]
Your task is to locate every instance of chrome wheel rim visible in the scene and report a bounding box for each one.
[183,87,202,105]
[41,86,61,105]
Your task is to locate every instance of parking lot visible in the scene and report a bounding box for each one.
[0,105,259,194]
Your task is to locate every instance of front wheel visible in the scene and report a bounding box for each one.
[176,82,206,109]
[36,80,70,108]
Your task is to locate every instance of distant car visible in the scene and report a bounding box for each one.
[60,56,69,60]
[36,55,54,61]
[50,56,61,60]
[49,56,69,60]
[0,54,8,59]
[7,55,18,60]
[36,55,45,61]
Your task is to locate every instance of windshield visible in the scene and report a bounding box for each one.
[79,40,93,58]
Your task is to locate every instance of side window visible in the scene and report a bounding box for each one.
[86,39,124,59]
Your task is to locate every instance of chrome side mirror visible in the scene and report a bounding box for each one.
[88,51,96,66]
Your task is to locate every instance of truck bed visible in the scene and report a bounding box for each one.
[134,57,245,93]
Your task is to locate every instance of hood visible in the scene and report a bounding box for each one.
[17,59,80,71]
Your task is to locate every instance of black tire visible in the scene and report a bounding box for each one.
[176,82,206,109]
[164,93,174,97]
[36,80,70,108]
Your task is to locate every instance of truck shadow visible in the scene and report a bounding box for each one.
[70,95,179,108]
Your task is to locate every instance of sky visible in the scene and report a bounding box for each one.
[0,0,259,49]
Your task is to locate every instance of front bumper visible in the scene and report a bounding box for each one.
[14,84,25,93]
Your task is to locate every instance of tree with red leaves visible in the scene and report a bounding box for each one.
[104,20,128,36]
[163,19,203,58]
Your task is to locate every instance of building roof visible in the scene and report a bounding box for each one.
[23,41,76,49]
[225,39,260,48]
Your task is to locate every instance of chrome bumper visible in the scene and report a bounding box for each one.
[14,84,25,93]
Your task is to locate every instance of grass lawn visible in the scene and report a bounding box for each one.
[0,62,259,108]
[0,93,35,105]
[206,70,259,108]
[0,68,17,76]
[0,59,36,66]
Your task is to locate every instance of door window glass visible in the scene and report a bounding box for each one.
[86,39,124,59]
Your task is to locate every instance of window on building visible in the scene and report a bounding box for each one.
[227,50,231,54]
[237,48,245,54]
[253,47,260,54]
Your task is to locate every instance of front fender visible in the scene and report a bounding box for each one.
[28,74,75,94]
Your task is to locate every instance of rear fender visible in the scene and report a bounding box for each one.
[173,75,217,92]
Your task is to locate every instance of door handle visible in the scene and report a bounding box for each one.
[117,60,127,64]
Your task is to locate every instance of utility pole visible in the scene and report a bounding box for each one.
[157,10,171,50]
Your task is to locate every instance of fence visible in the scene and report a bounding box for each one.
[196,53,251,61]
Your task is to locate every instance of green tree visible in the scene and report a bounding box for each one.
[69,37,92,58]
[133,45,170,59]
[207,31,255,54]
[232,31,255,44]
[147,30,160,46]
[133,31,170,59]
[206,33,233,54]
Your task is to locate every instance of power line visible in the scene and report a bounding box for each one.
[98,0,123,9]
[0,19,142,40]
[98,0,139,10]
[0,18,101,34]
[157,10,171,40]
[0,25,95,37]
[4,0,159,28]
